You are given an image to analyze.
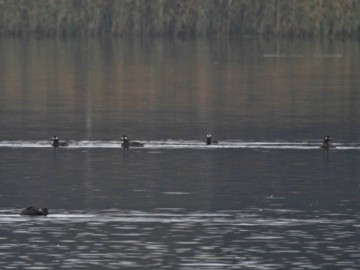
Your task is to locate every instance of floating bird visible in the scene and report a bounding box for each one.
[206,134,218,145]
[121,135,144,148]
[50,135,68,147]
[20,206,48,216]
[321,135,335,149]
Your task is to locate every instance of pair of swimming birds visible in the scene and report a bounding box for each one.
[49,135,144,148]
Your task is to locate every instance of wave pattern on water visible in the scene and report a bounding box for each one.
[0,208,359,270]
[0,140,360,150]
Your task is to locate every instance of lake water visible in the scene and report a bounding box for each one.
[0,37,360,269]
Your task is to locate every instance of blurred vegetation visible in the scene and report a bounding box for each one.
[0,0,359,38]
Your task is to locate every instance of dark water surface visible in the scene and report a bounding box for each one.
[0,38,360,269]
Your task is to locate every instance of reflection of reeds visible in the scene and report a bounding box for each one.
[0,0,359,38]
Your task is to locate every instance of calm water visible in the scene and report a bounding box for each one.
[0,38,360,269]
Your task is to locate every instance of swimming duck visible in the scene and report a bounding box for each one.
[206,134,218,145]
[121,135,144,148]
[20,206,48,216]
[321,135,335,149]
[50,135,68,147]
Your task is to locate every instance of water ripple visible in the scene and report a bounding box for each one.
[0,209,359,269]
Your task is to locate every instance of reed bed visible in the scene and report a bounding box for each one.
[0,0,359,38]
